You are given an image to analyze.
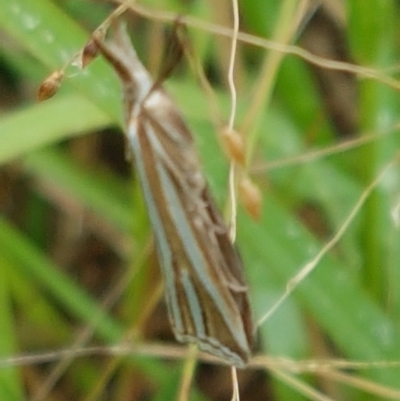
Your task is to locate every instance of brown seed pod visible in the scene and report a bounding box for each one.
[37,70,64,101]
[239,176,262,220]
[220,126,245,166]
[81,38,100,68]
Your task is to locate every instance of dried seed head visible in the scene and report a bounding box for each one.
[81,39,100,68]
[220,126,245,166]
[37,70,64,101]
[239,176,262,220]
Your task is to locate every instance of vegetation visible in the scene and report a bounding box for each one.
[0,0,399,400]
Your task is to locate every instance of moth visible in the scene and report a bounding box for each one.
[92,21,253,367]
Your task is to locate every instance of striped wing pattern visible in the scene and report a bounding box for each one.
[93,22,253,367]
